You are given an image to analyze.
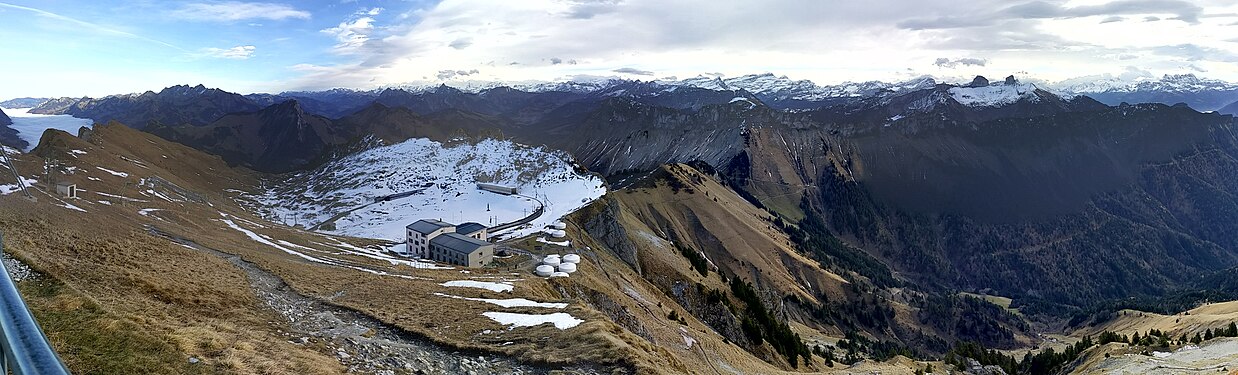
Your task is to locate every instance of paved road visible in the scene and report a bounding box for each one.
[489,194,545,234]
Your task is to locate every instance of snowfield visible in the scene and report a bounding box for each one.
[441,280,514,293]
[253,137,605,241]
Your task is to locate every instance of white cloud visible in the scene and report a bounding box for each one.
[170,2,310,22]
[280,0,1238,91]
[200,45,257,59]
[321,7,382,54]
[612,67,654,76]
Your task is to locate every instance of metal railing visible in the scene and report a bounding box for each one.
[0,233,70,375]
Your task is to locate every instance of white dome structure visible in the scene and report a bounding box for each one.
[549,272,570,278]
[558,262,577,273]
[550,222,567,230]
[542,256,561,267]
[547,229,567,238]
[535,265,555,277]
[562,254,581,264]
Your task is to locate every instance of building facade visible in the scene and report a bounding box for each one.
[428,233,495,267]
[405,219,456,258]
[405,219,494,267]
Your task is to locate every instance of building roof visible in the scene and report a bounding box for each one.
[430,233,492,255]
[456,222,486,235]
[407,219,455,235]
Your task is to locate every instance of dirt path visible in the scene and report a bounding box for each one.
[147,226,605,375]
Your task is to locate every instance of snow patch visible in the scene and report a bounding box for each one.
[0,176,36,195]
[433,292,567,309]
[482,312,582,330]
[58,203,86,212]
[536,237,571,247]
[95,167,129,178]
[441,280,514,293]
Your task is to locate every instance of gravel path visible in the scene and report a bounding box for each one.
[148,225,611,375]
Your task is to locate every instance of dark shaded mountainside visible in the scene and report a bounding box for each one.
[0,108,17,149]
[32,84,262,129]
[28,77,1238,370]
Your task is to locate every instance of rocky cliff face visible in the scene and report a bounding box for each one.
[0,108,11,126]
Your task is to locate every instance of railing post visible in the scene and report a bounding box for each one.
[0,233,71,375]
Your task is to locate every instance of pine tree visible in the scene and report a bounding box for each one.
[1227,322,1238,337]
[1192,333,1203,344]
[1204,329,1214,341]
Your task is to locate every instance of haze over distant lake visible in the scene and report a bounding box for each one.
[2,108,93,152]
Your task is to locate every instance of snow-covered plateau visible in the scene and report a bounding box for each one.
[252,137,606,241]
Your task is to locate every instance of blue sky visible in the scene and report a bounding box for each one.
[0,0,435,98]
[2,0,1238,99]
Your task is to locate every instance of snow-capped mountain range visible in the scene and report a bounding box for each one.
[675,73,938,102]
[1054,73,1238,94]
[369,72,1238,111]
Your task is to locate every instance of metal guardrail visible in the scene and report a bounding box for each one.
[0,233,70,375]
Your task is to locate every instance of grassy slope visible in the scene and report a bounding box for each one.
[2,124,343,374]
[0,124,672,373]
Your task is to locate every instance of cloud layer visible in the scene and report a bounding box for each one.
[278,0,1238,91]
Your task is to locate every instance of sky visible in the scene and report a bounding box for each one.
[2,0,1238,99]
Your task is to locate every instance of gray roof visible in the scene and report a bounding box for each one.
[456,222,486,235]
[430,233,492,255]
[407,219,454,235]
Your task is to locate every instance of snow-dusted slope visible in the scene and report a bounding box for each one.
[948,83,1039,107]
[254,138,605,241]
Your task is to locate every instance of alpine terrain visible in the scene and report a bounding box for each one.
[3,2,1238,375]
